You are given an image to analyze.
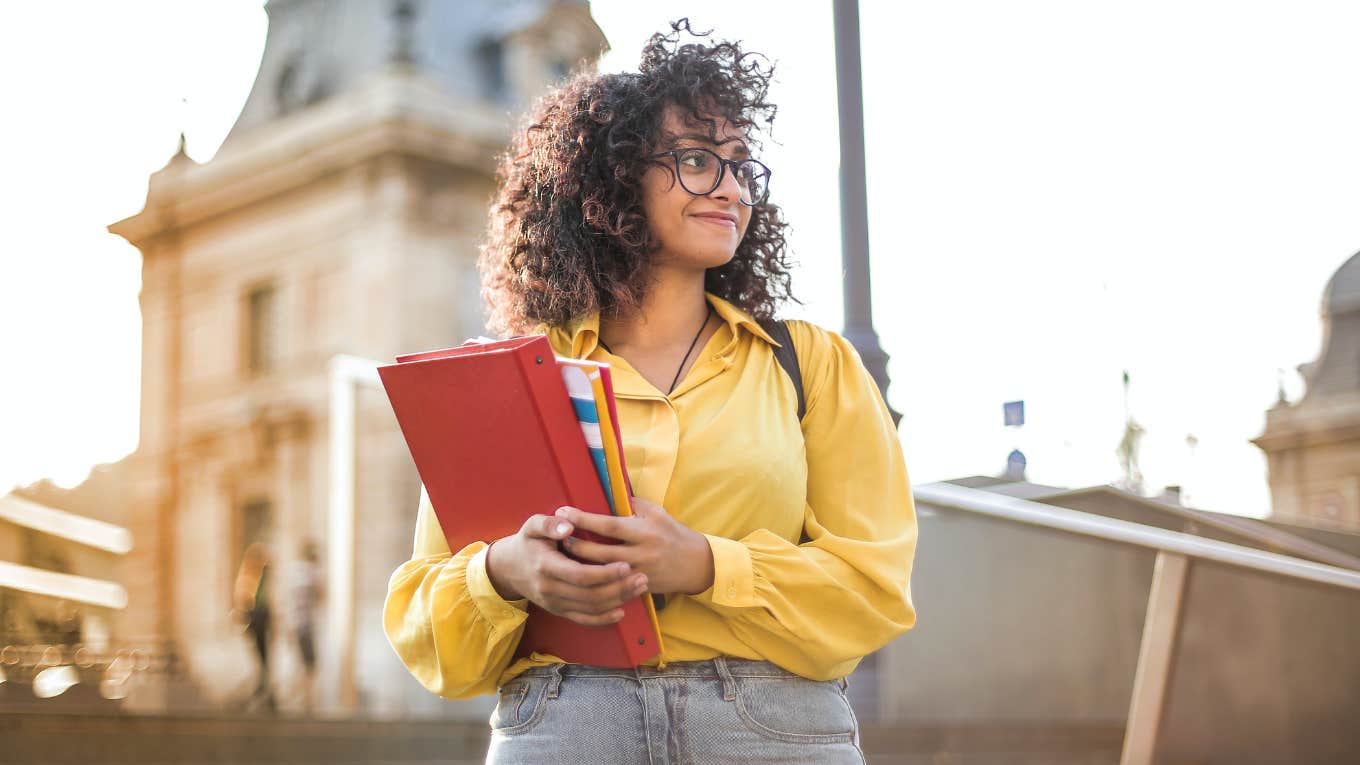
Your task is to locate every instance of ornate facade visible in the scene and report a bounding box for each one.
[105,0,605,716]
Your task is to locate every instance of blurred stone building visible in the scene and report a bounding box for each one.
[1255,249,1360,532]
[91,0,605,717]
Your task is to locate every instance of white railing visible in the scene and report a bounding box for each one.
[912,482,1360,765]
[914,483,1360,590]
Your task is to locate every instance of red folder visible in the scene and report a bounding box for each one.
[378,335,660,668]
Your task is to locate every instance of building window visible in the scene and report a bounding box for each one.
[477,40,507,102]
[245,285,279,375]
[275,53,306,115]
[1315,491,1345,523]
[550,57,570,82]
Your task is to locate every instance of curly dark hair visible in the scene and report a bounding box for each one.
[478,19,797,336]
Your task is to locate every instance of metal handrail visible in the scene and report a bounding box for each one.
[0,495,133,554]
[0,561,129,610]
[914,482,1360,592]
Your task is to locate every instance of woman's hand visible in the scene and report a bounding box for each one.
[556,498,715,596]
[485,514,649,626]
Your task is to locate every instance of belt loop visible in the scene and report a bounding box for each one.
[546,664,563,699]
[714,657,737,702]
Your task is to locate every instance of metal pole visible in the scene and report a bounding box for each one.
[326,354,382,715]
[327,358,358,714]
[833,0,900,426]
[1121,551,1190,765]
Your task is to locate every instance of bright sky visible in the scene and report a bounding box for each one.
[3,1,1357,518]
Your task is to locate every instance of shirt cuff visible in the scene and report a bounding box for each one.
[465,545,529,629]
[695,534,756,607]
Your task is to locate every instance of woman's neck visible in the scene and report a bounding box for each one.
[599,270,710,356]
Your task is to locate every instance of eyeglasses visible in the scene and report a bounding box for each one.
[651,147,771,206]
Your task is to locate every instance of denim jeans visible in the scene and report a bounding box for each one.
[485,657,865,764]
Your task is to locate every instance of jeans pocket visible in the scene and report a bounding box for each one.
[489,676,549,735]
[732,676,857,744]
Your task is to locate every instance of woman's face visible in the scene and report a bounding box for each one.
[639,106,754,272]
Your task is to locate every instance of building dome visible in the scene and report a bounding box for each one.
[1322,249,1360,316]
[1255,247,1360,534]
[1299,249,1360,400]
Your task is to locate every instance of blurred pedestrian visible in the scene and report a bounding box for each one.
[288,538,324,713]
[233,542,275,712]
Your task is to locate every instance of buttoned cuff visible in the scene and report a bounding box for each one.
[466,545,529,630]
[695,534,756,607]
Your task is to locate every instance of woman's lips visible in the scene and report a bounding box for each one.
[692,214,737,229]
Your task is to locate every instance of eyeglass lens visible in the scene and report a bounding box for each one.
[674,148,768,205]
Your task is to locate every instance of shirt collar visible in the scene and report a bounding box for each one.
[540,313,600,359]
[705,292,781,347]
[541,292,781,359]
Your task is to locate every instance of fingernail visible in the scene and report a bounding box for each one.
[555,522,571,535]
[555,507,571,517]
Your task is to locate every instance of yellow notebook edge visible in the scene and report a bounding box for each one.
[577,360,666,664]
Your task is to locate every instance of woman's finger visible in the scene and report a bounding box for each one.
[521,513,573,541]
[540,573,648,614]
[555,506,642,541]
[557,608,625,627]
[561,536,630,565]
[538,549,631,586]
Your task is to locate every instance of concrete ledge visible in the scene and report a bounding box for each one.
[1,710,490,764]
[2,710,1124,764]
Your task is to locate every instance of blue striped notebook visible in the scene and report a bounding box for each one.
[558,364,615,511]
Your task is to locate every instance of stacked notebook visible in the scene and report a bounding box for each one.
[378,335,662,668]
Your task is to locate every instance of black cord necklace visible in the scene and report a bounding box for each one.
[598,304,714,395]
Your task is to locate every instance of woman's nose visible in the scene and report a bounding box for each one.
[708,163,742,201]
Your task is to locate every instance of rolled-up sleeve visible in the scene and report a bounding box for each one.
[382,488,529,699]
[689,323,918,680]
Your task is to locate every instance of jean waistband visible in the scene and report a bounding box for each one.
[517,657,802,681]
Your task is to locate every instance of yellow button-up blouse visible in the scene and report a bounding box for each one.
[382,293,917,699]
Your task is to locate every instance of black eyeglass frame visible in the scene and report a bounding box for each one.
[650,148,772,207]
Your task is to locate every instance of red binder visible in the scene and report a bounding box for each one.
[378,335,660,668]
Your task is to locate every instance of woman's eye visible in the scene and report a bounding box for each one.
[678,151,708,168]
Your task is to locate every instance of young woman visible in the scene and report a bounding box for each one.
[383,21,917,764]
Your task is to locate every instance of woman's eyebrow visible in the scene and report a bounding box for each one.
[668,132,751,157]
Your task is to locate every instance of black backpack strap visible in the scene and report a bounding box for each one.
[758,318,805,422]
